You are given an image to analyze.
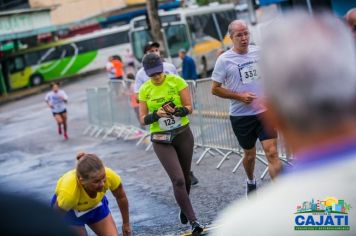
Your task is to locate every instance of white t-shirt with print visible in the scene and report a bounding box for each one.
[45,90,68,113]
[106,61,115,79]
[134,62,177,93]
[211,45,266,116]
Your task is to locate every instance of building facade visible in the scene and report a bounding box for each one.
[29,0,147,25]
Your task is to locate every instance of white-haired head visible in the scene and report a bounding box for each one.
[260,11,356,133]
[228,20,248,36]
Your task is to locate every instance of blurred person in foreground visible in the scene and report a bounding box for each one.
[0,191,77,236]
[345,8,356,39]
[211,11,356,236]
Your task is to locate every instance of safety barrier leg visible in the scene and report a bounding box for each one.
[123,126,138,140]
[90,127,99,137]
[216,151,233,169]
[256,154,269,166]
[232,156,244,173]
[260,166,269,180]
[260,156,294,180]
[279,157,293,166]
[83,126,93,135]
[145,142,152,151]
[136,133,150,146]
[102,127,115,140]
[196,147,211,165]
[95,128,104,138]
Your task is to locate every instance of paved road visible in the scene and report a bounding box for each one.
[0,72,272,235]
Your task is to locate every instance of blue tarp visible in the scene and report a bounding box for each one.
[259,0,289,6]
[104,1,181,26]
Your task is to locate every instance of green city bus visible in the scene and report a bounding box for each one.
[0,24,130,92]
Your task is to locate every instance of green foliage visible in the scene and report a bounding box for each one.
[196,0,210,6]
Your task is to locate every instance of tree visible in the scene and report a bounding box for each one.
[146,0,167,57]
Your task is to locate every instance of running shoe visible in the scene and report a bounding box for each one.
[58,127,62,135]
[246,182,257,196]
[179,210,188,224]
[64,133,69,140]
[191,221,204,236]
[190,171,199,186]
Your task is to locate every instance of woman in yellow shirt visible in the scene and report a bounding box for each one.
[51,152,131,236]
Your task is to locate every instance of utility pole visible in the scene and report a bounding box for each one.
[146,0,168,57]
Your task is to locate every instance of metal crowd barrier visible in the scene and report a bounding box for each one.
[84,80,149,148]
[85,78,293,179]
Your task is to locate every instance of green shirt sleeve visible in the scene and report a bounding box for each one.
[138,84,147,102]
[175,75,188,91]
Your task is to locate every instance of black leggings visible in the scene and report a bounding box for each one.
[152,126,196,221]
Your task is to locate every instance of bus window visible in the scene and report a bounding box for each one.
[165,24,189,57]
[77,39,95,54]
[9,56,25,73]
[95,31,129,49]
[58,44,75,58]
[187,15,220,42]
[38,47,61,64]
[216,10,237,36]
[25,51,40,66]
[131,30,153,61]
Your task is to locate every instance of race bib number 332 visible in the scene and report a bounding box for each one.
[239,63,260,84]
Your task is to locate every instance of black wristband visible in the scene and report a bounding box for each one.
[144,111,160,125]
[173,107,190,117]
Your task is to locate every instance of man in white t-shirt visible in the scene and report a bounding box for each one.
[212,12,356,236]
[134,41,177,94]
[211,20,281,195]
[106,56,116,80]
[45,82,69,140]
[135,41,199,186]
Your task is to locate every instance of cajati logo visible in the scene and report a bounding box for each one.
[294,197,351,231]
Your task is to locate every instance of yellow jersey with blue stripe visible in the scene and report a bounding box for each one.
[55,167,121,212]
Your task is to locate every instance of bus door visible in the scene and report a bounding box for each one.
[0,62,8,95]
[8,56,32,90]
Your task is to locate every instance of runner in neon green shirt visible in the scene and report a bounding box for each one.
[139,73,190,133]
[138,53,204,235]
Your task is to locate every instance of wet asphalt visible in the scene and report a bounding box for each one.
[0,72,273,235]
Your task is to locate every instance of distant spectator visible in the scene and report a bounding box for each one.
[45,82,69,140]
[106,56,115,80]
[112,55,124,80]
[179,49,197,80]
[126,73,145,131]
